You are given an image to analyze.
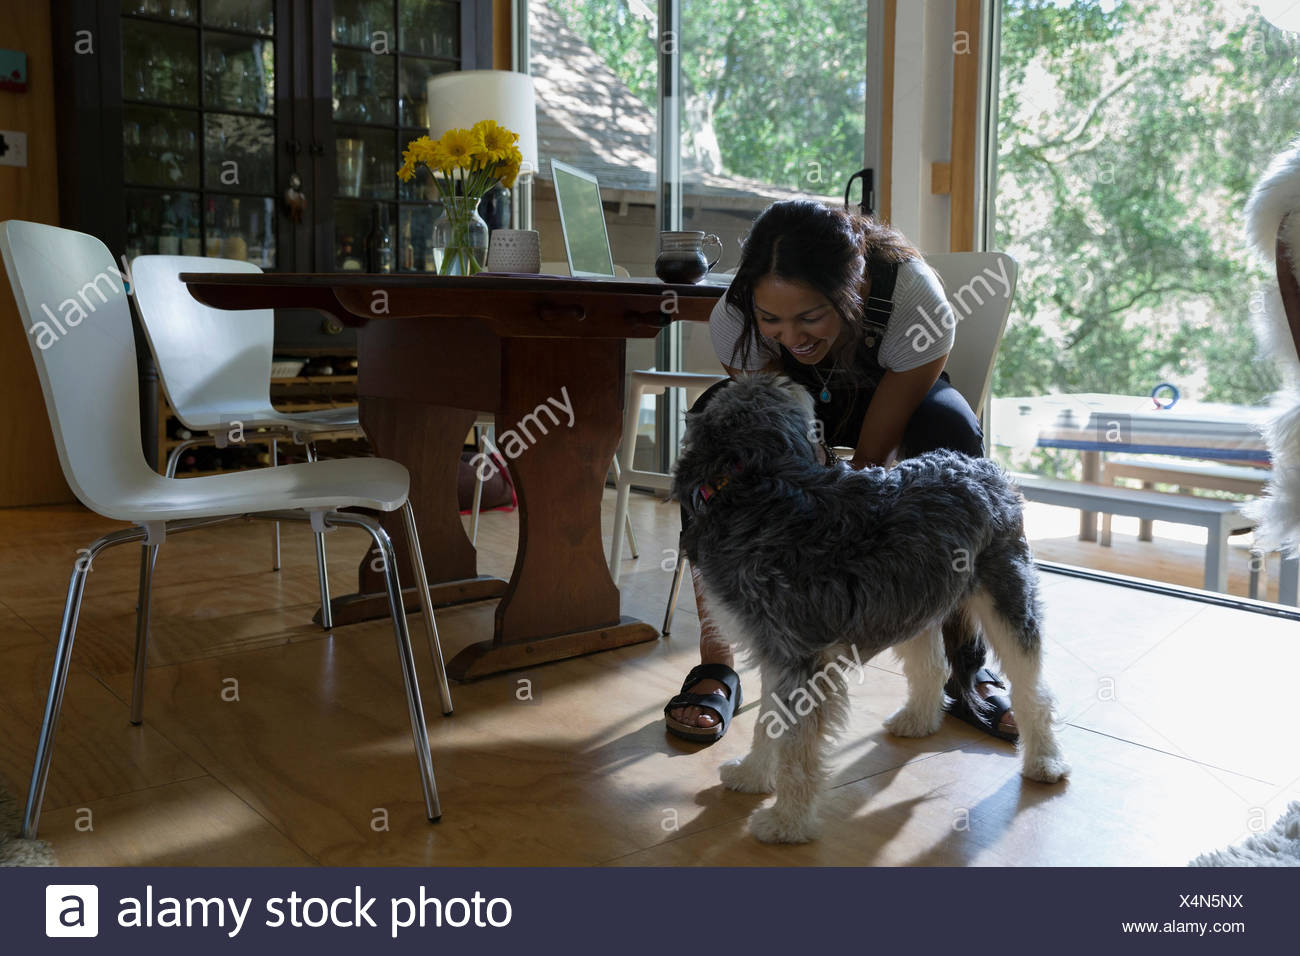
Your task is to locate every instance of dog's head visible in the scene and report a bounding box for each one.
[671,373,823,514]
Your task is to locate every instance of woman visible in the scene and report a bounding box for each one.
[663,199,1017,744]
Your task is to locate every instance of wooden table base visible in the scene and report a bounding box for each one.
[446,616,658,680]
[314,575,508,627]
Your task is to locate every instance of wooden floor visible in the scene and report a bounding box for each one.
[0,491,1296,866]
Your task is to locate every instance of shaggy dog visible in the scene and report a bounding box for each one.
[672,374,1069,844]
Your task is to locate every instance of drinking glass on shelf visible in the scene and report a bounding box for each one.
[337,138,365,197]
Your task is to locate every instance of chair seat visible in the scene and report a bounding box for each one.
[180,403,362,435]
[105,457,410,522]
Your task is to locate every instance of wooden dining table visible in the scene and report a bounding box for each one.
[180,272,725,679]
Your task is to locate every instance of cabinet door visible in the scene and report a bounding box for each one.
[311,0,490,276]
[112,0,293,271]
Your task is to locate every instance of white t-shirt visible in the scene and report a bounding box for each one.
[707,259,955,373]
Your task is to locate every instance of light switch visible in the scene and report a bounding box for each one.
[0,130,28,167]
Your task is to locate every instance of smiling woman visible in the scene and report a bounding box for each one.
[663,198,1017,749]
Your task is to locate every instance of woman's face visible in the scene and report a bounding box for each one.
[752,275,846,364]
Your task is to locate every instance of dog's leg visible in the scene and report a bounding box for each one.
[719,662,779,794]
[747,662,847,844]
[882,624,947,738]
[966,590,1070,783]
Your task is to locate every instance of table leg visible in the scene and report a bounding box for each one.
[318,396,508,627]
[1079,450,1100,542]
[445,337,658,679]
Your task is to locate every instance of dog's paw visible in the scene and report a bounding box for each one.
[748,804,819,844]
[883,705,944,738]
[1022,754,1071,784]
[720,757,776,794]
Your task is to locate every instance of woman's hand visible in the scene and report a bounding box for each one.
[849,354,948,469]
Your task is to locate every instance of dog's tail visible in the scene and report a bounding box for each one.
[941,603,992,721]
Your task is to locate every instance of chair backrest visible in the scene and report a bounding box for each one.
[923,251,1018,416]
[130,254,273,429]
[0,220,160,517]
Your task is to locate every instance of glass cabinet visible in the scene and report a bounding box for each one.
[329,0,461,274]
[118,0,280,270]
[53,0,492,278]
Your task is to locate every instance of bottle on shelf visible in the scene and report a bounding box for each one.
[402,219,415,271]
[125,210,145,263]
[204,198,223,256]
[158,194,180,254]
[223,198,247,260]
[365,203,393,273]
[247,210,264,266]
[423,237,436,272]
[339,235,364,271]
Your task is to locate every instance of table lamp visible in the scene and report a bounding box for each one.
[427,70,538,229]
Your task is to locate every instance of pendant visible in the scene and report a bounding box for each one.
[819,387,831,403]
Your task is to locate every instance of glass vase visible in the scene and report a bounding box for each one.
[432,196,489,275]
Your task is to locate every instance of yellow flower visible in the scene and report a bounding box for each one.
[439,127,484,170]
[472,119,519,164]
[496,148,523,189]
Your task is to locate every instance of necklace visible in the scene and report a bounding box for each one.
[811,361,834,403]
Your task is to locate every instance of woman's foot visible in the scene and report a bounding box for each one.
[946,667,1018,742]
[664,664,743,743]
[976,673,1017,736]
[667,677,729,728]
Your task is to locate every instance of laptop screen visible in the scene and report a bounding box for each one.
[551,159,616,277]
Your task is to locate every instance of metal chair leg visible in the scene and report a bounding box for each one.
[304,443,333,630]
[269,437,281,571]
[470,424,489,546]
[165,437,209,478]
[663,551,688,637]
[325,511,441,821]
[130,542,160,725]
[401,501,453,715]
[24,527,147,839]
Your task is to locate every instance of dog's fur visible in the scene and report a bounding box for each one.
[672,374,1069,843]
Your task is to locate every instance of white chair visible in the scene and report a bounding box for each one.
[608,370,726,588]
[653,252,1019,634]
[130,255,365,631]
[1,221,451,838]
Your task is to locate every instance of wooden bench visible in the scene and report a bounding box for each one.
[1011,472,1298,603]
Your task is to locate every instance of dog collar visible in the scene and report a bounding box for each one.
[691,473,734,513]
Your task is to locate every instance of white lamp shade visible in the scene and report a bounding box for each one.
[427,70,539,177]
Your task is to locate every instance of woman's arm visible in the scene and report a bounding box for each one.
[849,353,947,469]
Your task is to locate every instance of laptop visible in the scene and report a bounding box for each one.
[550,158,734,286]
[551,160,620,277]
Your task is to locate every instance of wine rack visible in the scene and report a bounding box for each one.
[156,355,370,476]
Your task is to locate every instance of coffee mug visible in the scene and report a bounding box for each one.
[487,229,542,273]
[655,231,724,283]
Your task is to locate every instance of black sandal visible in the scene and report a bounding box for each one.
[945,667,1018,743]
[663,663,742,744]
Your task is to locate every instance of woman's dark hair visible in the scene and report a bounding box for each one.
[724,199,921,371]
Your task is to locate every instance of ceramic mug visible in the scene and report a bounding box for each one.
[487,229,542,273]
[655,230,723,283]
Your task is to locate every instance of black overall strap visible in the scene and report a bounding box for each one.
[864,259,900,325]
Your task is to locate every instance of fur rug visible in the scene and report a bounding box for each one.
[0,773,56,867]
[1190,802,1300,867]
[1243,137,1300,553]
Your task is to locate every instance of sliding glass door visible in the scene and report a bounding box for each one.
[987,0,1300,600]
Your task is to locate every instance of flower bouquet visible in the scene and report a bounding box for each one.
[397,120,523,275]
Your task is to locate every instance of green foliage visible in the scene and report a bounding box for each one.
[545,0,866,192]
[993,0,1300,407]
